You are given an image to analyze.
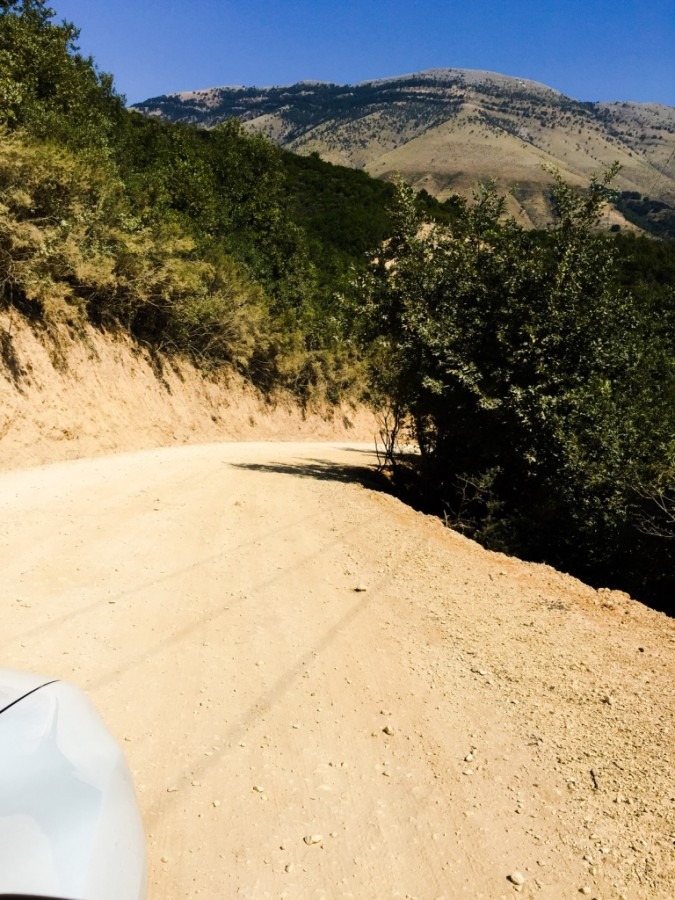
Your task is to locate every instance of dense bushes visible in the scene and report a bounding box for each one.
[0,1,380,401]
[365,175,675,610]
[0,0,123,150]
[0,129,269,364]
[0,2,462,404]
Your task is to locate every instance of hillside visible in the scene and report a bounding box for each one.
[0,311,376,471]
[2,2,674,617]
[133,68,675,228]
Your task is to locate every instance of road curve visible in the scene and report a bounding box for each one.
[2,442,673,899]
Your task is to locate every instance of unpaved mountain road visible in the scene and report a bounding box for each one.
[2,442,674,899]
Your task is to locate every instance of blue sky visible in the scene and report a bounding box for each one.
[49,0,675,107]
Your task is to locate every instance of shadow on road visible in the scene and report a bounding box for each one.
[231,457,392,494]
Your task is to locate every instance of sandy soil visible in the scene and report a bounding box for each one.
[0,312,377,470]
[2,441,674,900]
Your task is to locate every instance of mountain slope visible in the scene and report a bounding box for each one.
[133,68,675,228]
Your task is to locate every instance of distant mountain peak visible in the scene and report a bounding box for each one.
[362,66,563,95]
[132,68,675,230]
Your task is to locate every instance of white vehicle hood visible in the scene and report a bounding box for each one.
[0,669,146,900]
[0,669,55,714]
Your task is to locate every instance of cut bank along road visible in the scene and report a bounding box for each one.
[2,442,674,899]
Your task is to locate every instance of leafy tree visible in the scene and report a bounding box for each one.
[0,129,269,369]
[0,0,123,150]
[365,171,675,607]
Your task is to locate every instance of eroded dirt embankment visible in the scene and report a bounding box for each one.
[0,311,376,470]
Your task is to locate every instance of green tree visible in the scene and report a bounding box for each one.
[0,129,269,370]
[366,171,675,605]
[0,0,123,150]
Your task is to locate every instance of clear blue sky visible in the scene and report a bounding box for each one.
[49,0,675,107]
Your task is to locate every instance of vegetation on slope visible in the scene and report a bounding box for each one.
[132,71,666,149]
[0,1,400,401]
[133,70,675,237]
[615,191,675,240]
[1,1,673,610]
[363,175,675,611]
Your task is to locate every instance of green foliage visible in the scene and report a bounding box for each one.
[0,0,123,150]
[0,129,269,368]
[0,2,381,403]
[0,128,122,319]
[280,148,395,269]
[365,171,675,609]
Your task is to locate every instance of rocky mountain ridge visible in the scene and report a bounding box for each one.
[133,68,675,228]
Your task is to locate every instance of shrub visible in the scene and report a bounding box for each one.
[364,171,675,607]
[0,130,269,369]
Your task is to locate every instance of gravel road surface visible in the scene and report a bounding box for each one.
[2,442,673,899]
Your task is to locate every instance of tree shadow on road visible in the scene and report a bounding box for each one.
[231,457,392,494]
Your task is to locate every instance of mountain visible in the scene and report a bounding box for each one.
[132,68,675,230]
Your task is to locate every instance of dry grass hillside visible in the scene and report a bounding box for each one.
[133,68,675,228]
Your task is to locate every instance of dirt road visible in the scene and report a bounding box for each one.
[2,442,673,899]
